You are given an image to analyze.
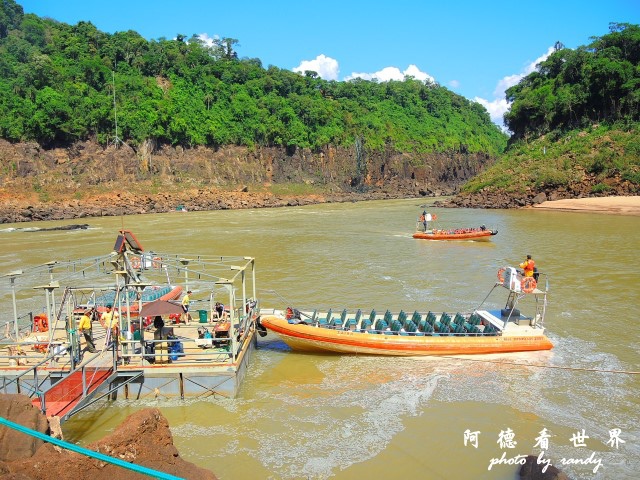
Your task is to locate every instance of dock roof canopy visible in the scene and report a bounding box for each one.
[114,230,144,254]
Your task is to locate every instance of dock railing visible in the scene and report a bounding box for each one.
[119,299,259,365]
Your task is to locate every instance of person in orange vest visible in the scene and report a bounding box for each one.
[519,255,536,277]
[419,211,427,230]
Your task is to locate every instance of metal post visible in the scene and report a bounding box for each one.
[46,261,57,322]
[12,278,19,340]
[5,271,24,340]
[33,281,58,344]
[228,284,236,356]
[135,282,148,364]
[44,288,52,343]
[179,258,191,291]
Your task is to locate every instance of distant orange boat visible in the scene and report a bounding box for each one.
[412,211,498,241]
[259,267,552,356]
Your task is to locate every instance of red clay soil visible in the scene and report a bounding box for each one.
[0,394,216,480]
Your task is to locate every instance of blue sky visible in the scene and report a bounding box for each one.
[18,0,640,127]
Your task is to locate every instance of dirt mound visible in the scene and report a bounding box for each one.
[0,394,216,480]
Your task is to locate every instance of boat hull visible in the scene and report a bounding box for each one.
[412,230,497,241]
[260,316,553,356]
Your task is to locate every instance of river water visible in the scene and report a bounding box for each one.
[2,198,638,479]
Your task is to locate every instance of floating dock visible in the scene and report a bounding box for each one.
[0,230,260,422]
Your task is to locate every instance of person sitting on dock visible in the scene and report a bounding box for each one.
[214,302,227,320]
[153,316,174,339]
[78,308,98,353]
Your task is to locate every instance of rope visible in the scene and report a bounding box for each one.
[436,355,640,375]
[0,417,183,479]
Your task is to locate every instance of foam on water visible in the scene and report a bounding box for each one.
[167,356,449,479]
[431,336,639,479]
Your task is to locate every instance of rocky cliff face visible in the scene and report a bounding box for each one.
[0,139,494,222]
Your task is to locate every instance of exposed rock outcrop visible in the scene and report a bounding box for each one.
[0,139,493,223]
[0,394,216,480]
[436,174,638,210]
[0,395,49,462]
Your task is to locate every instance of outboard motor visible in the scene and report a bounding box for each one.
[256,317,268,337]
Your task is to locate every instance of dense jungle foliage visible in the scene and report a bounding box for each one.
[0,0,506,155]
[462,22,640,195]
[504,23,640,140]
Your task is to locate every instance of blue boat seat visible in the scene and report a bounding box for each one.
[450,323,465,335]
[359,318,373,332]
[360,309,375,330]
[317,309,332,326]
[453,313,466,326]
[422,322,434,334]
[390,319,403,334]
[426,311,437,326]
[345,309,362,330]
[397,311,407,328]
[374,319,388,333]
[464,323,479,335]
[440,313,452,327]
[483,324,497,335]
[434,321,450,335]
[468,313,482,325]
[404,320,418,334]
[330,309,347,328]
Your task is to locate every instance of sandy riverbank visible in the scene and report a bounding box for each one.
[532,196,640,215]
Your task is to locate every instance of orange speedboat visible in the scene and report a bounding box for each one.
[412,228,497,241]
[412,211,497,241]
[259,267,552,356]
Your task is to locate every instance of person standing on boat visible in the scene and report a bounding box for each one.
[78,308,98,353]
[419,211,427,231]
[181,290,192,324]
[519,255,536,277]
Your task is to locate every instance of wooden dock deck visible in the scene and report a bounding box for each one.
[1,230,261,411]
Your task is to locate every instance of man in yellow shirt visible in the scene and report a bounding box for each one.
[181,290,192,324]
[78,308,97,353]
[100,304,120,344]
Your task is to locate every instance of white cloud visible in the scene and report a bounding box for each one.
[292,47,557,132]
[293,54,340,81]
[196,33,219,47]
[473,97,511,127]
[476,46,556,128]
[345,64,435,84]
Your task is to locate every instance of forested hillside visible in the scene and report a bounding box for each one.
[452,23,640,207]
[0,0,505,156]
